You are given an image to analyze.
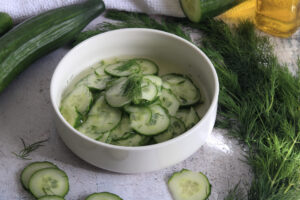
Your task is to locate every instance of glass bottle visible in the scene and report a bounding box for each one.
[255,0,300,37]
[219,0,256,22]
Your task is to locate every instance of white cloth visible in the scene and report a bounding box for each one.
[0,0,185,23]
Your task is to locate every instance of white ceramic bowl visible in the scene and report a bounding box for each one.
[50,28,219,173]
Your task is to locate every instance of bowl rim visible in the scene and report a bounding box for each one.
[50,28,219,151]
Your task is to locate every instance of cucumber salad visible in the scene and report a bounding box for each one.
[60,58,202,146]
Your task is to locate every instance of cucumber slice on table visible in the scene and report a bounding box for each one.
[60,85,92,127]
[86,192,122,200]
[105,60,140,77]
[162,74,200,106]
[77,72,113,91]
[176,107,200,129]
[159,88,180,116]
[135,58,158,75]
[130,104,170,136]
[29,168,69,198]
[154,117,186,143]
[78,95,122,139]
[21,161,57,190]
[180,0,239,23]
[38,196,65,200]
[105,77,132,107]
[168,169,211,200]
[111,132,150,146]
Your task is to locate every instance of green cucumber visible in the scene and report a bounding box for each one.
[162,74,200,106]
[176,107,200,129]
[180,0,242,23]
[86,192,122,200]
[21,161,57,190]
[29,168,69,198]
[111,132,150,146]
[0,0,105,93]
[0,12,13,35]
[109,113,133,140]
[38,196,65,200]
[105,60,140,77]
[60,85,93,127]
[77,72,113,91]
[135,58,158,75]
[168,169,211,200]
[159,88,180,116]
[78,95,122,139]
[130,104,170,136]
[154,117,186,143]
[133,78,158,105]
[105,77,132,107]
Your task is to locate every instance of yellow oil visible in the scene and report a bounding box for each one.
[255,0,300,38]
[219,0,256,23]
[219,0,300,38]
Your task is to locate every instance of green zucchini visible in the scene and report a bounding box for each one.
[0,12,13,35]
[0,0,105,93]
[180,0,243,23]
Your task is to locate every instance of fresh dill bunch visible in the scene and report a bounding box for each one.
[12,138,48,160]
[74,10,300,200]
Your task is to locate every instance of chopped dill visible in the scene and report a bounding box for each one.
[12,138,48,160]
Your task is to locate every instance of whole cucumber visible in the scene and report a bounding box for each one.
[0,0,105,93]
[0,12,13,35]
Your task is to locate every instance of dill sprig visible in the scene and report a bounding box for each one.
[12,138,48,160]
[74,10,300,200]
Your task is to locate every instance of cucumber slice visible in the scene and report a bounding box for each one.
[94,62,107,76]
[162,74,200,106]
[130,104,170,136]
[78,95,122,139]
[160,88,180,116]
[105,60,140,77]
[162,81,171,89]
[60,85,92,127]
[29,168,69,198]
[86,192,122,200]
[144,75,162,92]
[135,58,158,75]
[110,114,133,140]
[21,161,57,190]
[38,196,65,200]
[96,131,111,143]
[180,0,238,23]
[168,169,211,200]
[176,107,200,129]
[77,73,113,91]
[105,77,132,107]
[133,78,158,105]
[154,117,186,143]
[111,132,150,147]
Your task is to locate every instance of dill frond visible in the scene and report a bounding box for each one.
[12,138,48,160]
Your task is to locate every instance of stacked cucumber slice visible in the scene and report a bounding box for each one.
[20,162,69,199]
[60,58,202,146]
[20,162,123,200]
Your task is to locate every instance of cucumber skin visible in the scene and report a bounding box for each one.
[180,0,241,22]
[86,192,123,200]
[0,12,13,35]
[0,0,105,93]
[168,169,212,200]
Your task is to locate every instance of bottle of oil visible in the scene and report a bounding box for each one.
[219,0,256,23]
[255,0,300,38]
[219,0,300,38]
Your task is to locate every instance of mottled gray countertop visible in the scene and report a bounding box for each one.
[0,15,299,200]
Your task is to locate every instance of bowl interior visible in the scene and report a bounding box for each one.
[51,28,218,145]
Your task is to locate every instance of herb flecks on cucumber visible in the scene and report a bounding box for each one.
[60,58,202,146]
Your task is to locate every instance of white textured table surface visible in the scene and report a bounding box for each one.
[0,15,299,200]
